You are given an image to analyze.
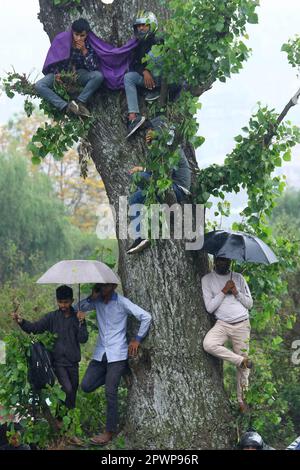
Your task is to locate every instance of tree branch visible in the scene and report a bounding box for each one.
[264,86,300,146]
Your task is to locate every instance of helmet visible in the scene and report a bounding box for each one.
[239,431,264,450]
[133,11,158,39]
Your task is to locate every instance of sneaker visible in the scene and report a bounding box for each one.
[145,89,160,102]
[66,100,81,116]
[127,238,150,254]
[77,101,91,117]
[126,115,146,139]
[240,357,253,369]
[67,100,91,118]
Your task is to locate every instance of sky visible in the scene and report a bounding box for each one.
[198,0,300,183]
[1,0,300,223]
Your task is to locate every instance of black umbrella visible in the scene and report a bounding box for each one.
[202,230,278,264]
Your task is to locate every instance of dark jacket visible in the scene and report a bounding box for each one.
[129,33,163,75]
[20,308,88,366]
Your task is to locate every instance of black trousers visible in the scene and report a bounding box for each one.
[81,354,127,432]
[54,364,79,409]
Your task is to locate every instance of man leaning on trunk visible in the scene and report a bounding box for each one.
[201,257,253,412]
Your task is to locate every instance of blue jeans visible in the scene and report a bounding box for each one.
[35,69,104,110]
[124,71,161,114]
[129,171,185,239]
[81,355,127,433]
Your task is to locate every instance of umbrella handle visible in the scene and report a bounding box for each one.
[231,260,235,280]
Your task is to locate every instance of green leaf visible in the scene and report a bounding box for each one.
[248,12,259,24]
[31,156,41,165]
[282,150,291,161]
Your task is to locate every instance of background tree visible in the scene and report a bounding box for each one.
[0,112,107,231]
[0,152,72,283]
[0,147,108,284]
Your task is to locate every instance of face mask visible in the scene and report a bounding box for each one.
[136,30,149,40]
[215,265,230,275]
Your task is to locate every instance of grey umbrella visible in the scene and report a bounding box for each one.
[202,230,278,264]
[37,260,120,308]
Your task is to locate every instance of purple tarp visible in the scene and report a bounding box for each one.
[42,31,138,90]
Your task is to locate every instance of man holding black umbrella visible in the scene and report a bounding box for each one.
[201,257,253,412]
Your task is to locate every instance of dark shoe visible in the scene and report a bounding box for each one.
[240,357,253,369]
[127,238,150,254]
[77,101,91,117]
[126,115,146,139]
[145,89,160,102]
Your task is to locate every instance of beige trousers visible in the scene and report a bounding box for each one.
[203,319,251,402]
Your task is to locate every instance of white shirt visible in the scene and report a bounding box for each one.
[201,271,253,323]
[76,293,152,363]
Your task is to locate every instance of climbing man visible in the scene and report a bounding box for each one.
[127,116,191,254]
[201,256,253,412]
[35,18,104,117]
[124,11,163,138]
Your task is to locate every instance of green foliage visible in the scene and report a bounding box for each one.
[157,0,259,86]
[0,274,54,336]
[0,329,86,448]
[0,330,65,448]
[0,151,103,283]
[0,153,73,283]
[2,71,36,98]
[28,117,91,162]
[282,35,300,69]
[139,0,260,205]
[272,189,300,227]
[197,106,300,212]
[2,72,92,163]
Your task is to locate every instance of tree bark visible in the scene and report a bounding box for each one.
[38,0,234,449]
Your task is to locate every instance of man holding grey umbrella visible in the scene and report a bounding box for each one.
[12,285,88,411]
[201,256,253,412]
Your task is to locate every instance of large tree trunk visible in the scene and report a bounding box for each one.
[38,0,234,449]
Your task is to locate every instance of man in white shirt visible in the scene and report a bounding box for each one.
[76,283,152,445]
[201,257,253,411]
